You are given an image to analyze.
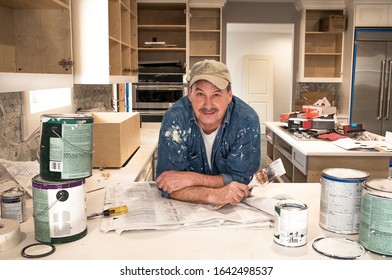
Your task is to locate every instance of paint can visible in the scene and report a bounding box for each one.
[1,187,26,223]
[359,178,392,256]
[274,200,308,247]
[39,114,93,180]
[32,175,87,244]
[319,168,370,234]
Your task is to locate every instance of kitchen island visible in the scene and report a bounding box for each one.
[265,122,392,183]
[1,182,390,260]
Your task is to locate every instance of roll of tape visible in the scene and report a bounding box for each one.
[0,219,21,252]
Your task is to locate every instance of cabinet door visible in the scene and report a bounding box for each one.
[355,4,389,27]
[0,1,72,74]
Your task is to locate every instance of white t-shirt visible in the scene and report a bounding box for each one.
[200,127,219,169]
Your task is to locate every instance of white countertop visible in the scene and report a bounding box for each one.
[265,122,392,157]
[1,182,390,260]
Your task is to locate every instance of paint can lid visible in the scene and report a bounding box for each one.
[312,237,365,259]
[322,168,370,180]
[363,178,392,195]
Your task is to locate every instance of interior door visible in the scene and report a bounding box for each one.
[242,55,274,134]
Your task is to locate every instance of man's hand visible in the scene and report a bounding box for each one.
[210,181,250,205]
[156,170,196,193]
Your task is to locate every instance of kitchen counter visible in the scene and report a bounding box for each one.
[1,182,390,261]
[265,122,392,182]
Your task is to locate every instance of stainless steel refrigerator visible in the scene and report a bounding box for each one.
[350,28,392,136]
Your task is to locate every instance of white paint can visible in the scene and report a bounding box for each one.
[32,175,87,244]
[319,168,370,234]
[359,178,392,256]
[274,200,308,247]
[1,187,26,223]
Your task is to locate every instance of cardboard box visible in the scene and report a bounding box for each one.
[293,91,334,111]
[320,15,346,33]
[92,112,141,168]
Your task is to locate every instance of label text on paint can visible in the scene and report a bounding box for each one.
[0,188,26,223]
[32,175,87,244]
[319,168,369,234]
[359,179,392,256]
[274,200,308,247]
[40,114,93,180]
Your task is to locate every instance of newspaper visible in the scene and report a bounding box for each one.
[0,159,40,197]
[99,181,295,234]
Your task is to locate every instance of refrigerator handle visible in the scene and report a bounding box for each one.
[378,60,386,120]
[386,60,392,120]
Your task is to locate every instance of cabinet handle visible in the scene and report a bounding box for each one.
[378,60,386,120]
[385,60,392,120]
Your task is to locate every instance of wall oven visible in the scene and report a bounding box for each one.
[132,83,186,121]
[132,60,187,122]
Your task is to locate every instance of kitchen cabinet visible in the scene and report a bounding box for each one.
[137,2,187,65]
[109,0,138,76]
[355,4,392,27]
[0,0,71,74]
[189,7,222,68]
[297,8,345,83]
[72,0,138,84]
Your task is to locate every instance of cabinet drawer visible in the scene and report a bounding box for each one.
[292,148,307,175]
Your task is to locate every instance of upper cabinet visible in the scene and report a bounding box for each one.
[72,0,138,84]
[355,3,392,27]
[137,1,223,73]
[109,0,138,76]
[0,0,71,74]
[298,8,345,83]
[189,7,222,69]
[137,2,187,67]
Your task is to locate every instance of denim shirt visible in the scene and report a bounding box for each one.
[156,95,261,196]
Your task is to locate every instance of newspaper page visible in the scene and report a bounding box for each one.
[0,159,40,197]
[99,181,291,234]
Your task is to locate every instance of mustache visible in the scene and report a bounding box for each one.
[199,108,219,113]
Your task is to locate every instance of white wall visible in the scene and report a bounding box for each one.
[226,23,294,121]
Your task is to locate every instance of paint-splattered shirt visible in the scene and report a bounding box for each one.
[156,95,261,196]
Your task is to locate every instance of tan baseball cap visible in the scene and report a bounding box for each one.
[189,60,231,90]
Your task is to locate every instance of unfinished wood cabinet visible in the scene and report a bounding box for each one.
[298,9,345,82]
[189,7,221,69]
[0,0,71,74]
[109,0,138,76]
[137,2,187,66]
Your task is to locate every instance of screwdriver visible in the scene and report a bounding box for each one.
[87,205,128,219]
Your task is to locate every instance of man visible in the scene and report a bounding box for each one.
[156,59,261,206]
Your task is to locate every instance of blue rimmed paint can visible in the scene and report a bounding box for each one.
[319,168,370,234]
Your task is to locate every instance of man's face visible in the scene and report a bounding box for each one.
[188,80,232,134]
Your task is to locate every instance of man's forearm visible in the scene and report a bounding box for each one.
[169,186,215,204]
[194,172,225,188]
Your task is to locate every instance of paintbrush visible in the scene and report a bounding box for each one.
[213,158,286,210]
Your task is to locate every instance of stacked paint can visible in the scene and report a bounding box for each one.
[32,114,93,244]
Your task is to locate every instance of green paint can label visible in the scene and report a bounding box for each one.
[359,178,392,256]
[39,114,93,180]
